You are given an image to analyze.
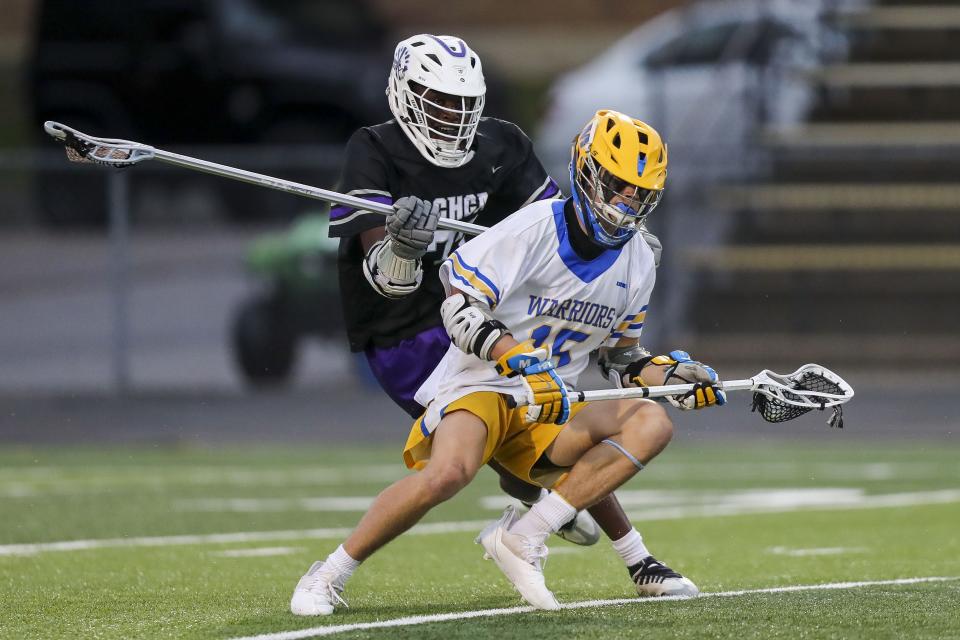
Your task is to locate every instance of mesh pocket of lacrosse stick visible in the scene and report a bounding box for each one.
[63,133,135,167]
[751,369,848,428]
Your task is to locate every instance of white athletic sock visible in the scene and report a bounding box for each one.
[611,528,651,567]
[521,488,550,507]
[325,544,361,583]
[510,491,577,537]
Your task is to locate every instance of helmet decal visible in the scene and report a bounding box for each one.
[393,47,410,78]
[427,35,468,58]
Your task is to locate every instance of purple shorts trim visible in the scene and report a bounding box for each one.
[364,325,451,418]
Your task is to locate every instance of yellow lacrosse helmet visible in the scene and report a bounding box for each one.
[569,110,667,247]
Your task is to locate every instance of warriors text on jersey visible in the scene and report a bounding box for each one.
[329,118,560,352]
[414,198,656,431]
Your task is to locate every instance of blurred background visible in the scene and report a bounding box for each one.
[1,0,958,445]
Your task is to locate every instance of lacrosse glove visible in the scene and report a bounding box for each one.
[658,350,726,410]
[495,341,571,425]
[386,195,439,260]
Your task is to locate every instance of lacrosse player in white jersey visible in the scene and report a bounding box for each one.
[291,110,725,614]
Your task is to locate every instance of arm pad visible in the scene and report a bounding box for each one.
[362,239,422,298]
[440,293,508,360]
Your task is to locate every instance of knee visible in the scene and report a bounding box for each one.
[626,401,673,447]
[421,462,473,502]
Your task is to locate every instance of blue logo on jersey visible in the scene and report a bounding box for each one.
[616,281,627,289]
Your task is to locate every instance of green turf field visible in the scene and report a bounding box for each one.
[2,442,958,639]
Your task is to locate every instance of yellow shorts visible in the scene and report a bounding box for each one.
[402,392,585,488]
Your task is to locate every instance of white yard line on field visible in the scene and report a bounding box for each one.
[210,547,304,558]
[224,576,959,640]
[175,497,377,512]
[3,488,959,557]
[767,546,867,557]
[0,520,490,557]
[0,465,407,495]
[481,488,864,511]
[177,487,959,515]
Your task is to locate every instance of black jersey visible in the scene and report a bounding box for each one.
[329,118,560,352]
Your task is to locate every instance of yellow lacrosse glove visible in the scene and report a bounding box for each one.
[495,341,571,425]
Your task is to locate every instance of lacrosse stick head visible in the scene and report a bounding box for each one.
[750,364,854,428]
[43,121,154,168]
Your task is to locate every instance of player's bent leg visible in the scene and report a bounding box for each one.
[547,399,696,598]
[291,410,488,616]
[490,459,601,547]
[545,399,672,509]
[343,409,488,560]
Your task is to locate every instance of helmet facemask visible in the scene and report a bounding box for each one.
[571,151,662,248]
[399,80,484,165]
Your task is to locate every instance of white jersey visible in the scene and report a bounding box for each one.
[415,198,656,432]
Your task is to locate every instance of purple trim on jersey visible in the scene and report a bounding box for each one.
[538,179,561,201]
[331,194,393,220]
[364,325,451,418]
[427,35,467,58]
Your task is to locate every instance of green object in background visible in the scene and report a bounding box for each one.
[231,212,345,387]
[245,213,340,295]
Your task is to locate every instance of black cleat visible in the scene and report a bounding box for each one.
[627,555,699,597]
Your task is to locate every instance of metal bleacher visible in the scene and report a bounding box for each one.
[685,0,960,367]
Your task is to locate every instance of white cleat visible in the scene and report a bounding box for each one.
[475,506,561,611]
[629,556,699,598]
[555,509,601,546]
[290,561,348,616]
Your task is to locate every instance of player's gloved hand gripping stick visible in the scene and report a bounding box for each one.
[495,342,571,425]
[618,350,727,411]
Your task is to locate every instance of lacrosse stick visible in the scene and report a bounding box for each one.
[570,364,853,428]
[42,121,486,236]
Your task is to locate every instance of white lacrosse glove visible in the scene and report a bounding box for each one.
[659,350,726,410]
[386,195,439,260]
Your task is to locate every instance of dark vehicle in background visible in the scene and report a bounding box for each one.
[28,0,392,225]
[231,214,342,386]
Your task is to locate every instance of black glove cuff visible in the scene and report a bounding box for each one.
[624,355,657,376]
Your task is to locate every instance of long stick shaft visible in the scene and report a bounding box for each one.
[573,378,757,403]
[152,149,487,236]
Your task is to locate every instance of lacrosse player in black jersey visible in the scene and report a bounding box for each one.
[329,34,560,417]
[323,34,685,596]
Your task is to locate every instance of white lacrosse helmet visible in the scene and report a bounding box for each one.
[387,34,486,168]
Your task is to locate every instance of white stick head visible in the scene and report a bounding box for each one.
[43,121,154,167]
[751,364,854,428]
